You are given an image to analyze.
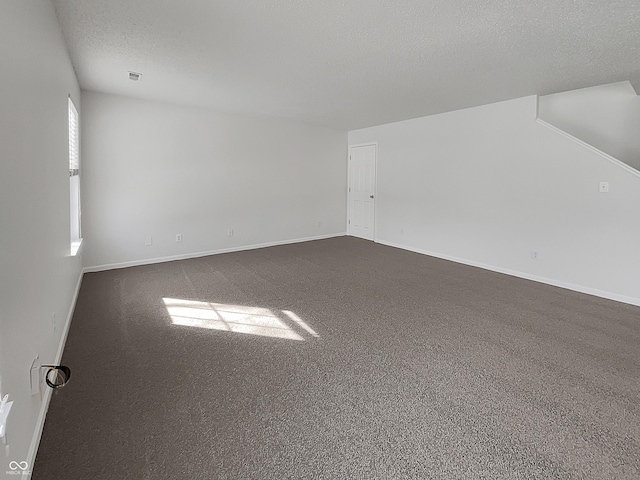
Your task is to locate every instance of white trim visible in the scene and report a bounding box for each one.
[347,142,378,241]
[536,118,640,179]
[26,270,84,479]
[83,233,346,273]
[348,142,379,149]
[344,149,350,233]
[377,239,640,308]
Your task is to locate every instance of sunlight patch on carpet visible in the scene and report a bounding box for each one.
[282,310,319,337]
[163,298,309,341]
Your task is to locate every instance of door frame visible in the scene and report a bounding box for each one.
[347,142,378,241]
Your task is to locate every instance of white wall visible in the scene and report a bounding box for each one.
[81,91,347,269]
[0,0,83,471]
[349,95,640,305]
[538,81,640,171]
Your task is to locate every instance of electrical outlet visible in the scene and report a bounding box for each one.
[227,229,233,237]
[317,221,322,227]
[531,250,539,260]
[599,181,609,193]
[176,234,183,243]
[145,236,153,246]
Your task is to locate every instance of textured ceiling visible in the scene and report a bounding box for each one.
[53,0,640,130]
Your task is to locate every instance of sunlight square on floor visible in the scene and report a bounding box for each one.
[162,297,316,341]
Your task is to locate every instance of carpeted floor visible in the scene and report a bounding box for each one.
[33,237,640,479]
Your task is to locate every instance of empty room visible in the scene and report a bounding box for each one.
[2,0,640,478]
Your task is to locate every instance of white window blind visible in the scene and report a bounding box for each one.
[69,96,82,252]
[68,97,79,175]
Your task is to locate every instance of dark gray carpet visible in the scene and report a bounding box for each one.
[34,237,640,479]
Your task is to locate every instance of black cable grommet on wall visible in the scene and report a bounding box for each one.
[42,365,71,389]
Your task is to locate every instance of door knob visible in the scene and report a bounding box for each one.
[370,195,374,199]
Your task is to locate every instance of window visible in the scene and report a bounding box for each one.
[69,97,82,255]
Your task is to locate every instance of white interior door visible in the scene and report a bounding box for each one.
[348,144,376,240]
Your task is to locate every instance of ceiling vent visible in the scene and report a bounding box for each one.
[128,71,142,81]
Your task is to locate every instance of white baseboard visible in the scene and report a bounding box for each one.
[83,233,347,273]
[26,270,84,478]
[376,239,640,307]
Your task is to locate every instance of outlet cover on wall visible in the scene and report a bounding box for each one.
[599,181,609,193]
[176,234,183,243]
[145,236,153,246]
[227,229,233,237]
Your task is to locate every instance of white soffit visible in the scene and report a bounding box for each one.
[53,0,640,130]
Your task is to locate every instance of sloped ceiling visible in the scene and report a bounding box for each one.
[53,0,640,130]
